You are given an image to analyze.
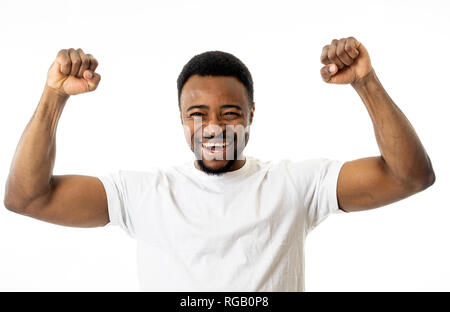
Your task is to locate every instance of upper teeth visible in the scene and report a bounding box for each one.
[202,142,229,147]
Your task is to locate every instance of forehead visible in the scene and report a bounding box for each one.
[180,75,249,109]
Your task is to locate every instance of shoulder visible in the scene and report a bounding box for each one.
[269,157,332,174]
[267,157,344,186]
[104,167,167,191]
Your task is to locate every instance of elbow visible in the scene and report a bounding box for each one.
[424,169,436,189]
[3,179,27,214]
[4,195,18,213]
[420,156,436,190]
[3,193,29,215]
[408,154,436,192]
[4,182,52,216]
[410,169,436,193]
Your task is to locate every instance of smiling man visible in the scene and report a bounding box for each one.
[179,70,253,175]
[4,37,435,291]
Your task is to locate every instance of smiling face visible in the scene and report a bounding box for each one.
[179,75,255,174]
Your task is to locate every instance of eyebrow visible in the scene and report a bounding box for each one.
[186,105,209,112]
[221,104,242,111]
[186,104,242,112]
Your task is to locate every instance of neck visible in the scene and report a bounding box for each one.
[194,157,246,174]
[227,159,246,172]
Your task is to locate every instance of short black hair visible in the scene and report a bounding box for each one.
[177,51,254,107]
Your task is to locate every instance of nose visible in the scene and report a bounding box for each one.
[203,115,225,138]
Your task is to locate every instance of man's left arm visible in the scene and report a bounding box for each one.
[320,37,435,212]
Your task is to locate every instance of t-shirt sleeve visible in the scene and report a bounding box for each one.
[284,158,345,233]
[97,170,150,237]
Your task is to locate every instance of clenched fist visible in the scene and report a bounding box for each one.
[46,48,101,96]
[320,37,372,84]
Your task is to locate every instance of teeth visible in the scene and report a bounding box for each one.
[202,142,229,148]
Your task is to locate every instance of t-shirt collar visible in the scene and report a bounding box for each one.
[190,156,251,182]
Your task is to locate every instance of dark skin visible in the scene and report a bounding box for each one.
[320,37,435,211]
[3,37,435,228]
[179,75,255,173]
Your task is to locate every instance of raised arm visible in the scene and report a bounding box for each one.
[3,49,108,227]
[320,37,435,212]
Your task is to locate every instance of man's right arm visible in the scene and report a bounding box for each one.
[3,48,108,228]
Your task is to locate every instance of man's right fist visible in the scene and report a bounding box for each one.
[46,48,101,96]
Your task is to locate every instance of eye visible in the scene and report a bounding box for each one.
[224,112,240,116]
[189,112,204,117]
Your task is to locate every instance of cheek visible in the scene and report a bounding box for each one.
[183,122,203,147]
[225,116,248,129]
[183,124,194,143]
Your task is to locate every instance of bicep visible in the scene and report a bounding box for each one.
[337,156,415,212]
[25,175,109,227]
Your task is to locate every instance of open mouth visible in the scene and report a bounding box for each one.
[202,141,230,151]
[200,141,233,159]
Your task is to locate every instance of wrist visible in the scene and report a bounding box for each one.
[351,68,378,91]
[39,85,70,116]
[42,85,70,103]
[36,85,69,130]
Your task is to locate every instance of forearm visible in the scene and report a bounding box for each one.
[4,86,69,211]
[352,70,435,188]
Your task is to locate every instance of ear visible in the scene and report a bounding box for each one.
[249,102,255,125]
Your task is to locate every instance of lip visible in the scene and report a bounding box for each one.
[200,141,234,160]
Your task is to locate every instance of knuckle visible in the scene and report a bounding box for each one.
[57,56,69,65]
[337,49,346,58]
[87,54,95,62]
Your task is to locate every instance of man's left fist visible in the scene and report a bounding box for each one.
[320,37,372,84]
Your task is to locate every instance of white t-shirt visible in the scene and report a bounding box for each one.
[98,156,345,291]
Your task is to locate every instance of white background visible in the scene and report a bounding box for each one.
[0,0,448,291]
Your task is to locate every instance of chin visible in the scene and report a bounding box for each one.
[196,159,236,175]
[203,159,228,169]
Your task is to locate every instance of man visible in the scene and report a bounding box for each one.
[4,37,435,291]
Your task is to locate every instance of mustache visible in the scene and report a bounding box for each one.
[191,135,246,161]
[194,132,238,142]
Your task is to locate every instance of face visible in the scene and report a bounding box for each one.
[179,75,255,174]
